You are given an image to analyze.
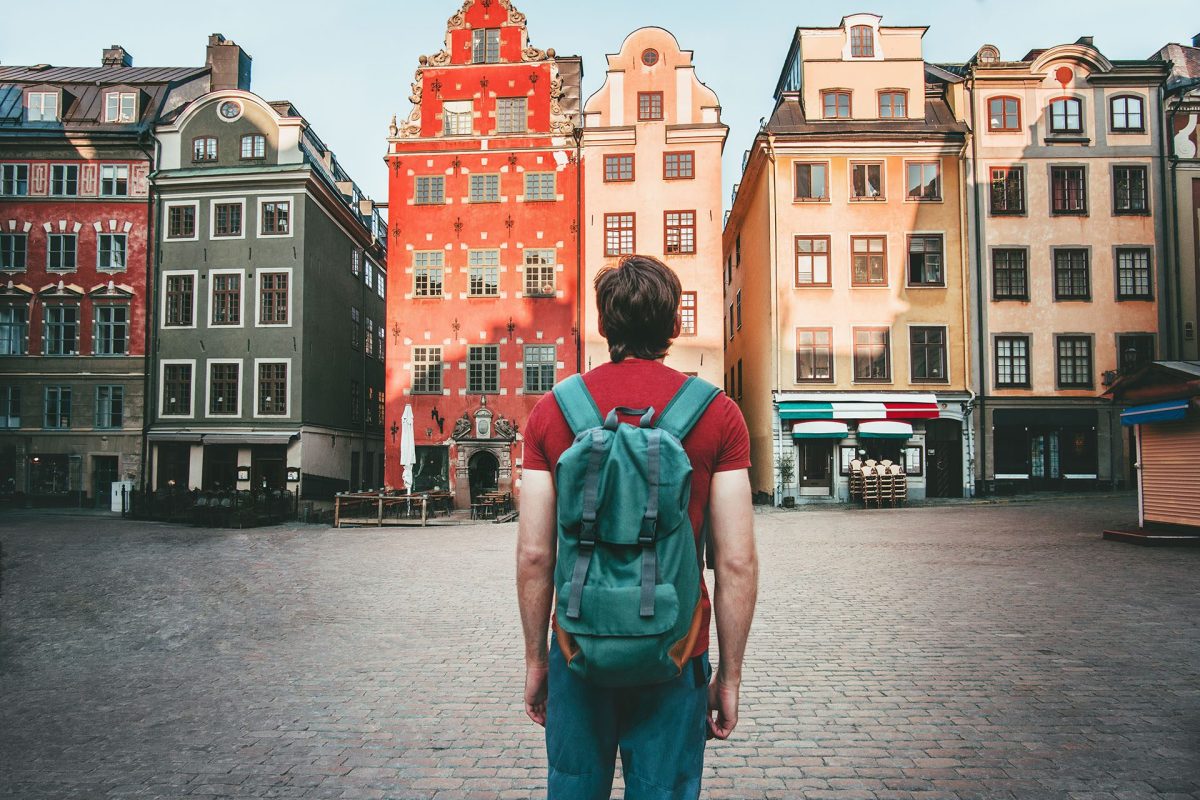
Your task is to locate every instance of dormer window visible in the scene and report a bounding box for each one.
[192,137,217,162]
[1049,97,1083,134]
[821,90,851,119]
[241,134,266,159]
[472,28,500,63]
[26,91,59,122]
[850,25,875,58]
[104,92,137,123]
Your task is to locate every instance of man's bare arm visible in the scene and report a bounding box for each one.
[707,468,757,739]
[516,469,557,725]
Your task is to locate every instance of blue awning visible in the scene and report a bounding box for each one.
[1120,399,1190,426]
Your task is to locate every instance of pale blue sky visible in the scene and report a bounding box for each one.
[2,1,1194,213]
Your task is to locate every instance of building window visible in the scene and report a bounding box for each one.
[167,205,196,239]
[0,386,19,428]
[352,249,360,276]
[1118,334,1155,375]
[524,172,555,201]
[906,161,941,200]
[907,235,944,287]
[469,174,500,203]
[728,303,734,340]
[821,90,851,119]
[364,260,374,288]
[1110,95,1144,132]
[878,91,906,118]
[995,336,1030,388]
[100,165,129,196]
[496,97,527,134]
[240,134,266,159]
[736,290,742,329]
[795,236,831,286]
[1051,166,1087,214]
[209,362,240,415]
[97,234,126,271]
[1048,97,1083,134]
[261,200,290,234]
[988,96,1021,131]
[853,328,890,382]
[95,385,123,428]
[637,92,664,121]
[604,154,634,182]
[259,272,289,324]
[93,305,128,355]
[26,91,59,122]
[796,328,833,382]
[664,211,696,255]
[350,381,361,424]
[642,48,659,67]
[910,327,947,382]
[193,136,218,162]
[851,235,887,286]
[794,162,828,200]
[47,234,76,271]
[1116,248,1153,300]
[414,251,444,297]
[1113,166,1148,214]
[163,364,192,415]
[989,167,1025,214]
[1056,336,1093,388]
[105,92,137,123]
[467,345,499,393]
[43,306,79,356]
[679,291,697,336]
[412,347,443,394]
[1053,249,1090,300]
[443,100,474,136]
[376,323,385,361]
[664,152,694,179]
[0,234,27,271]
[43,386,71,428]
[849,25,874,57]
[468,250,500,296]
[214,203,242,236]
[257,362,287,416]
[1,164,29,196]
[604,213,635,256]
[992,249,1029,301]
[364,316,374,356]
[524,344,556,393]
[524,249,556,297]
[211,274,241,325]
[415,175,445,204]
[164,274,194,327]
[850,162,883,200]
[50,164,79,196]
[0,307,27,355]
[472,28,500,63]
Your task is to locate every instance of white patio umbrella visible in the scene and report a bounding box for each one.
[400,404,417,492]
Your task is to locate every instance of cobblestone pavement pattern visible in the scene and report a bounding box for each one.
[2,495,1198,799]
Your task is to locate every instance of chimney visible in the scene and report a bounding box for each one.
[1192,33,1200,48]
[102,46,133,68]
[1075,35,1095,47]
[206,33,252,91]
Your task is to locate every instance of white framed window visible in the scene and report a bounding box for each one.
[209,269,244,328]
[523,249,556,296]
[241,134,266,159]
[412,346,443,394]
[93,304,129,355]
[160,359,196,418]
[256,268,292,327]
[258,196,293,238]
[97,234,127,271]
[415,176,445,204]
[467,345,499,393]
[50,164,79,196]
[376,270,386,299]
[1,164,29,196]
[351,248,361,276]
[364,260,374,287]
[105,92,137,123]
[469,174,500,203]
[162,270,198,329]
[472,28,501,63]
[95,385,124,428]
[165,201,199,241]
[206,358,243,418]
[43,305,79,356]
[523,345,556,393]
[414,251,444,297]
[26,91,59,122]
[524,172,556,201]
[253,358,291,418]
[443,100,474,136]
[210,198,245,239]
[496,97,527,134]
[1,233,29,271]
[468,250,500,296]
[100,164,129,197]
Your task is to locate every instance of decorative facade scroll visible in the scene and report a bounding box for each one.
[548,62,573,135]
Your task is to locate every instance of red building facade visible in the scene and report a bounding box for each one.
[384,0,582,508]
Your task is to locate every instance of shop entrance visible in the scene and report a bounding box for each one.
[251,445,286,492]
[468,450,499,502]
[92,455,119,508]
[925,419,962,498]
[156,444,191,491]
[796,442,832,493]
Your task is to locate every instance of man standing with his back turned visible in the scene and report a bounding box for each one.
[516,254,759,800]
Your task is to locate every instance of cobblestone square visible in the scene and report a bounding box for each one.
[2,494,1198,799]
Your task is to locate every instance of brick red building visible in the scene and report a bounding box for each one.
[384,0,582,508]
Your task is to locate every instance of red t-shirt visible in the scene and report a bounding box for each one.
[522,358,752,658]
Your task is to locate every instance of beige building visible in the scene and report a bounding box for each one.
[964,39,1169,492]
[724,14,974,505]
[580,27,727,382]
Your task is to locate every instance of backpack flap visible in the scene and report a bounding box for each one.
[556,583,680,637]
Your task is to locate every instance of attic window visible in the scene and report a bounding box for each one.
[641,49,659,67]
[473,29,501,64]
[978,45,1000,63]
[105,92,137,123]
[850,25,874,58]
[25,91,58,122]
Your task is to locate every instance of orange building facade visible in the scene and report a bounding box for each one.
[384,0,582,508]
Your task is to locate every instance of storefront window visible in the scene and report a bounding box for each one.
[29,453,75,495]
[412,446,449,493]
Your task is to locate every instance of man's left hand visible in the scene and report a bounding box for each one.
[524,661,549,726]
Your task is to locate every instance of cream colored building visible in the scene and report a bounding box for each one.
[580,28,727,382]
[724,14,974,504]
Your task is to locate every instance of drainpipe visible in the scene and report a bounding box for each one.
[967,73,989,496]
[140,131,162,496]
[1160,87,1182,358]
[765,133,781,503]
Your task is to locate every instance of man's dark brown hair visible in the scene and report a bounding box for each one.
[595,255,682,362]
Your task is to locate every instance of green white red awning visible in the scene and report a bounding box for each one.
[792,421,850,440]
[779,396,939,421]
[857,420,914,440]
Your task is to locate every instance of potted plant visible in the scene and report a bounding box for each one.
[777,454,796,508]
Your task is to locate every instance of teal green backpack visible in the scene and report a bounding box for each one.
[550,374,719,687]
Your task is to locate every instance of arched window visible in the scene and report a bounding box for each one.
[850,25,874,58]
[1048,97,1083,134]
[1110,95,1145,132]
[988,96,1021,131]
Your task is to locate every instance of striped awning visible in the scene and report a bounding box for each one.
[1120,399,1190,426]
[792,421,849,440]
[779,397,939,421]
[857,420,914,440]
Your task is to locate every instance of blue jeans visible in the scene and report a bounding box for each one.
[545,636,711,800]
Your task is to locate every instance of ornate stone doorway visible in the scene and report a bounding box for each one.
[450,398,518,509]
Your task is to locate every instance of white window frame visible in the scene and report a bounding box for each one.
[159,358,197,419]
[26,91,59,122]
[92,303,130,355]
[209,198,247,240]
[257,195,295,239]
[161,269,199,330]
[46,233,77,272]
[252,357,291,419]
[205,358,243,419]
[240,133,266,159]
[376,270,386,299]
[50,163,79,197]
[443,100,474,136]
[163,200,200,242]
[105,91,137,123]
[523,249,556,296]
[411,346,444,395]
[208,268,245,329]
[1,164,30,197]
[96,233,127,272]
[254,267,293,328]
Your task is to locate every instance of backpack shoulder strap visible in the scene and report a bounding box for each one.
[551,374,604,435]
[654,376,721,441]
